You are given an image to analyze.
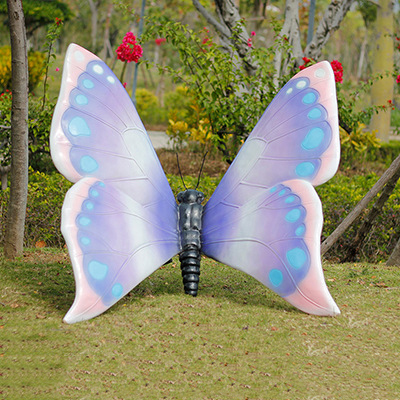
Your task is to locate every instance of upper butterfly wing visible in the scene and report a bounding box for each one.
[202,62,340,316]
[50,44,179,323]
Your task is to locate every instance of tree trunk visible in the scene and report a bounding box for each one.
[4,0,29,259]
[387,237,400,266]
[304,0,356,60]
[369,0,394,142]
[321,152,400,256]
[101,1,114,60]
[88,0,100,53]
[274,0,302,80]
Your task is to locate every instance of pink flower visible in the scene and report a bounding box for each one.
[155,38,166,46]
[247,38,252,47]
[396,75,400,84]
[251,31,256,37]
[116,32,143,63]
[55,67,60,72]
[330,60,343,83]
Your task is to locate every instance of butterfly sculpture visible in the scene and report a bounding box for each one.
[50,44,341,324]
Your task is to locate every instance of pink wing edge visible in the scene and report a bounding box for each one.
[283,179,340,316]
[300,61,340,187]
[50,44,102,183]
[61,177,112,323]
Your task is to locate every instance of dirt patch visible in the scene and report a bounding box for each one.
[156,149,230,177]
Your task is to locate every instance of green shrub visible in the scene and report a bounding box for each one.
[1,168,399,263]
[0,46,46,93]
[135,88,166,126]
[0,170,72,247]
[317,173,400,262]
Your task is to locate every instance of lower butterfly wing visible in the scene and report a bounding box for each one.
[62,177,180,323]
[202,180,340,316]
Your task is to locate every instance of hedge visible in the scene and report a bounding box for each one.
[1,169,400,263]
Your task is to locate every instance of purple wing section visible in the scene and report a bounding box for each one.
[202,180,339,316]
[50,44,179,322]
[62,178,179,323]
[205,61,340,213]
[202,62,340,316]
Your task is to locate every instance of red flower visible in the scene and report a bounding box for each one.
[55,17,62,26]
[396,75,400,84]
[299,56,314,70]
[116,32,143,63]
[330,60,343,83]
[155,38,166,46]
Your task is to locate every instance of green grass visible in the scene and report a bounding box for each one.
[1,248,400,399]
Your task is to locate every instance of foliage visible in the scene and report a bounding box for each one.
[317,173,400,262]
[339,123,381,162]
[0,46,46,92]
[2,162,400,263]
[135,88,165,126]
[0,169,72,247]
[0,0,73,36]
[144,20,289,162]
[2,248,400,399]
[0,91,56,172]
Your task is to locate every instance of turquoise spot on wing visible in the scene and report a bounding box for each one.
[295,162,315,177]
[279,189,286,197]
[285,208,301,223]
[80,155,98,173]
[302,92,317,105]
[307,108,322,120]
[269,186,278,193]
[85,201,94,210]
[285,195,295,204]
[112,283,123,298]
[83,79,94,89]
[80,237,91,246]
[90,188,99,197]
[88,260,108,280]
[286,248,307,269]
[295,224,306,236]
[98,182,106,187]
[78,216,91,226]
[302,127,324,150]
[69,117,91,137]
[75,94,88,105]
[269,269,283,287]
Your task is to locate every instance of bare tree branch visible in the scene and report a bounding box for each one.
[192,0,230,39]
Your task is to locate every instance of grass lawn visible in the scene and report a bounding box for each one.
[1,248,400,400]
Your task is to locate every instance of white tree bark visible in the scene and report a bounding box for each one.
[273,0,302,83]
[304,0,356,60]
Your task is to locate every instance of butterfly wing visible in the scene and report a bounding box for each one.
[202,62,340,316]
[50,44,179,323]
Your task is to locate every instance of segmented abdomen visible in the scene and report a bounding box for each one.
[179,243,201,296]
[177,189,204,297]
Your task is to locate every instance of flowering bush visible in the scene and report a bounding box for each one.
[299,57,343,83]
[116,32,143,63]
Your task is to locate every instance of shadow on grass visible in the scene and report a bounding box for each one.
[0,250,298,316]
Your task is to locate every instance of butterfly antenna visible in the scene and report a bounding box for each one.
[176,153,187,190]
[195,151,208,190]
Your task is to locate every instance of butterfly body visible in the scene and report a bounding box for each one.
[177,189,205,296]
[51,44,341,323]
